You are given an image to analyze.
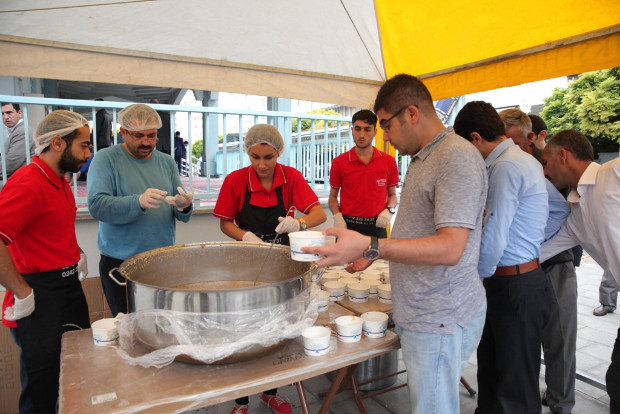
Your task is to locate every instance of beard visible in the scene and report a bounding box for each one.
[58,146,84,173]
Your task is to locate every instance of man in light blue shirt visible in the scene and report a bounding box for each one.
[454,101,551,414]
[88,104,194,316]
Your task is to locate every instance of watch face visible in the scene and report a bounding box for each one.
[387,207,395,214]
[364,249,380,260]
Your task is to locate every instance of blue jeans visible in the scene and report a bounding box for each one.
[396,300,486,414]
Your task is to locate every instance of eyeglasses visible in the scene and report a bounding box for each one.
[379,104,414,131]
[125,130,158,141]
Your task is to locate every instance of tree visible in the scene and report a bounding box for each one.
[192,139,203,158]
[541,67,620,156]
[291,108,345,132]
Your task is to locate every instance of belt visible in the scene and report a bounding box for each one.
[493,258,540,276]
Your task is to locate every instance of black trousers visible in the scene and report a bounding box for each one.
[99,255,127,316]
[607,327,620,414]
[475,268,551,414]
[15,266,90,414]
[343,216,388,238]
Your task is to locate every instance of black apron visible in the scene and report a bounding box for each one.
[239,184,290,246]
[15,264,90,414]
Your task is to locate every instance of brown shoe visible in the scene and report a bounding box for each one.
[593,305,615,316]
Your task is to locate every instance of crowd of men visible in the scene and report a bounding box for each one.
[1,73,619,414]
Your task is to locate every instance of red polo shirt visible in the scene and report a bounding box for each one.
[1,157,80,328]
[214,164,320,223]
[330,147,399,217]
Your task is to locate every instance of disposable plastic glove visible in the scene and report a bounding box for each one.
[376,208,393,228]
[139,188,167,209]
[164,186,194,211]
[332,212,347,229]
[77,253,88,282]
[275,216,301,234]
[242,231,263,243]
[4,289,35,321]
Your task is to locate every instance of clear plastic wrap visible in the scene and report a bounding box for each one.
[116,286,319,368]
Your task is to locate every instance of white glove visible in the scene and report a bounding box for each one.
[242,231,263,243]
[164,186,194,211]
[3,289,35,321]
[77,253,88,282]
[139,188,167,209]
[332,212,347,229]
[275,216,301,234]
[376,208,393,228]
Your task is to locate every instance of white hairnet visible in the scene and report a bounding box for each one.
[243,124,284,155]
[118,104,162,131]
[34,110,89,155]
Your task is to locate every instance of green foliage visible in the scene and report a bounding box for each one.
[192,140,203,158]
[291,109,345,132]
[541,67,620,156]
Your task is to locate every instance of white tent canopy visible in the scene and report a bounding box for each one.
[0,0,618,107]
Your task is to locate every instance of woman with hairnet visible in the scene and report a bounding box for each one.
[213,124,325,414]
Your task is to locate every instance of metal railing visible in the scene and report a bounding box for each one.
[1,95,390,208]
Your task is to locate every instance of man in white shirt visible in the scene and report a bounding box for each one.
[540,129,620,412]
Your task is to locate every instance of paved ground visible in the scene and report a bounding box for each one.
[186,257,614,414]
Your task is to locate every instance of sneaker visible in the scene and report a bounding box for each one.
[230,404,248,414]
[261,393,292,414]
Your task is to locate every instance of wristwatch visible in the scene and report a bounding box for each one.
[387,207,396,214]
[298,218,307,231]
[363,236,380,260]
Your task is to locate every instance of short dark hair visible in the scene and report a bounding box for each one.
[528,114,547,135]
[373,74,434,116]
[1,103,20,111]
[352,110,377,126]
[453,101,505,143]
[547,129,593,161]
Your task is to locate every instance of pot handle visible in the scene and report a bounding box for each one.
[108,268,127,287]
[311,266,327,283]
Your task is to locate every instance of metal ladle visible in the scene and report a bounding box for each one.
[253,206,297,286]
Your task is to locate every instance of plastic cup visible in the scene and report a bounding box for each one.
[324,235,336,246]
[91,318,120,346]
[302,326,331,356]
[348,282,370,303]
[361,311,389,338]
[335,315,363,343]
[364,279,382,297]
[289,231,325,261]
[318,290,330,312]
[339,277,359,296]
[323,281,345,301]
[320,272,341,286]
[360,272,382,282]
[378,283,392,304]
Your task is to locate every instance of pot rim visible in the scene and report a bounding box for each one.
[117,241,318,292]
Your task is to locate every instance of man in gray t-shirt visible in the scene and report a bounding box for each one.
[307,74,487,414]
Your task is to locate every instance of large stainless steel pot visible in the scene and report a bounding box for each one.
[112,242,321,364]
